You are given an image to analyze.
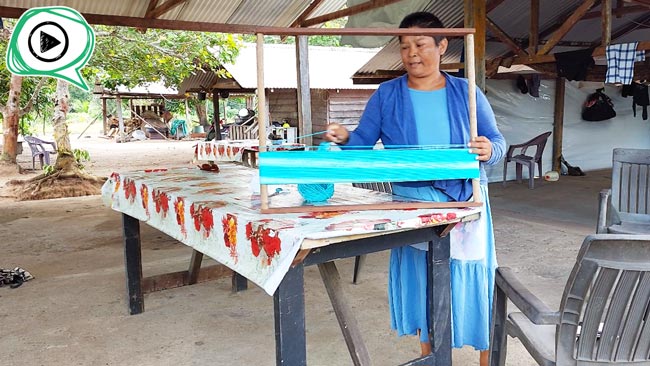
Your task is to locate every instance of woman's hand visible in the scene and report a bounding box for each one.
[468,136,492,161]
[325,123,350,144]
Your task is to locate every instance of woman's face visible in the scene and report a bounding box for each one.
[399,31,447,79]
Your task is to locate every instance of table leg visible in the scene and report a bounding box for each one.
[231,272,248,292]
[428,234,452,366]
[274,264,306,366]
[318,262,371,366]
[123,214,144,315]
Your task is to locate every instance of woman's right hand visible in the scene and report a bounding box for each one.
[325,123,350,144]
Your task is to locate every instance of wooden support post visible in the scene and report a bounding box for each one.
[602,0,612,46]
[102,97,107,135]
[552,77,565,172]
[295,36,312,146]
[464,0,486,91]
[256,33,269,210]
[465,33,482,203]
[116,95,125,143]
[187,249,203,285]
[212,89,221,140]
[529,0,539,54]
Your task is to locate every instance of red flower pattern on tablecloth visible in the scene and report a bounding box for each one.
[152,190,170,217]
[246,222,282,266]
[218,145,225,156]
[140,184,149,216]
[111,173,121,193]
[418,212,457,225]
[190,204,215,238]
[123,178,137,203]
[174,196,186,236]
[222,214,238,262]
[205,144,212,156]
[299,211,348,219]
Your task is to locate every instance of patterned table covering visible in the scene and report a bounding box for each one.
[196,140,305,162]
[102,165,480,295]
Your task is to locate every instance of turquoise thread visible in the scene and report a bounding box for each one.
[259,147,479,185]
[296,142,335,202]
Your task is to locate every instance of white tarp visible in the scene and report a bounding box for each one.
[484,79,650,183]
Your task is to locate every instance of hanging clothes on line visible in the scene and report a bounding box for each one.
[605,42,646,85]
[554,48,595,81]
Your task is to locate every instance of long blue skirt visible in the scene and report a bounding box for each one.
[388,185,496,350]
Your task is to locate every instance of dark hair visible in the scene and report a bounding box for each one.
[399,12,445,45]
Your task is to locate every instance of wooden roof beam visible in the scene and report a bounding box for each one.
[583,4,648,18]
[290,0,326,28]
[0,6,474,36]
[486,17,526,56]
[147,0,187,19]
[508,40,650,65]
[300,0,405,27]
[537,0,598,55]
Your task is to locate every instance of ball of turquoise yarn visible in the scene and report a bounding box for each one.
[297,142,335,202]
[298,183,334,203]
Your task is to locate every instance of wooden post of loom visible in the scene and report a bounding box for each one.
[256,33,269,210]
[465,33,482,203]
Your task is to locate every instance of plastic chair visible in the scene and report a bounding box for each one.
[490,234,650,366]
[503,131,552,189]
[350,182,393,284]
[597,148,650,235]
[23,136,57,169]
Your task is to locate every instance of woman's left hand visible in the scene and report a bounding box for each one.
[468,136,492,161]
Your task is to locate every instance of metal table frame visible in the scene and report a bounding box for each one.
[121,213,455,366]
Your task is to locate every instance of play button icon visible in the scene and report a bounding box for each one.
[28,21,68,62]
[40,30,61,53]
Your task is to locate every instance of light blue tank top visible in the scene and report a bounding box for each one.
[393,88,451,250]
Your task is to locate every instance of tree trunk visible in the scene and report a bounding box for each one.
[1,74,23,163]
[195,99,208,127]
[52,80,76,171]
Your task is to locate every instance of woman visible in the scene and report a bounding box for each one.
[325,12,505,365]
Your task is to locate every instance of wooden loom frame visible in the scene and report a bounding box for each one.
[255,28,481,214]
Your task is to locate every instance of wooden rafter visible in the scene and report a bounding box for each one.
[584,4,648,18]
[486,17,525,55]
[513,40,650,65]
[487,0,508,12]
[623,0,650,7]
[608,12,650,39]
[290,0,326,28]
[537,0,598,55]
[146,0,187,19]
[301,0,404,27]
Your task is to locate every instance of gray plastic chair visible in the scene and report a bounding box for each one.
[597,148,650,235]
[503,131,552,189]
[24,135,57,169]
[490,234,650,366]
[351,182,393,284]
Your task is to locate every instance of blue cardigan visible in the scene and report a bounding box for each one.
[345,73,506,201]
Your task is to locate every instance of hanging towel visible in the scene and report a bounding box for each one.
[605,42,644,84]
[632,82,649,120]
[554,48,595,81]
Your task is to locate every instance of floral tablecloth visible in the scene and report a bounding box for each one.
[101,165,480,295]
[196,140,305,162]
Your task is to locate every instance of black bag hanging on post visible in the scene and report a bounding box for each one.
[582,89,616,121]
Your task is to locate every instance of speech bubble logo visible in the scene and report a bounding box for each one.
[6,6,95,91]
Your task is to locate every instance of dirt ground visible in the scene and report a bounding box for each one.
[0,135,606,365]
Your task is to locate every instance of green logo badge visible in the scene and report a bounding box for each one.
[6,6,95,91]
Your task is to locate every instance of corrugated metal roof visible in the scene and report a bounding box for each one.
[1,0,348,28]
[223,43,379,89]
[353,0,650,75]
